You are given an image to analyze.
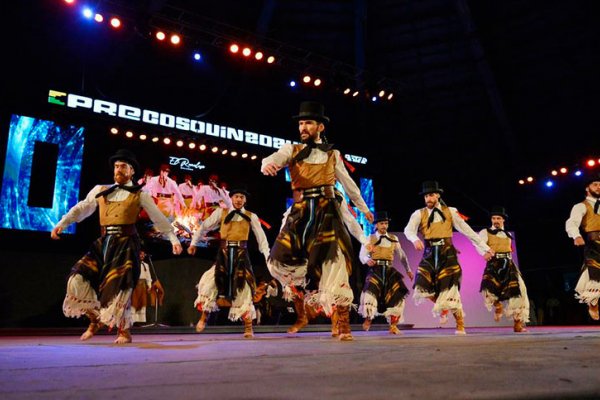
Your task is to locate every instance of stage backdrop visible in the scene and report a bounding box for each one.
[388,231,519,328]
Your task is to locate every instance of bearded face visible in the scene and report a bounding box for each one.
[588,182,600,199]
[114,161,134,184]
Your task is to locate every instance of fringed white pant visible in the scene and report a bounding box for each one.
[358,291,406,324]
[62,274,133,329]
[267,247,354,317]
[482,274,531,322]
[413,284,464,318]
[575,269,600,306]
[194,266,256,321]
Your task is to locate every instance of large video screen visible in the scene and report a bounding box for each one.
[0,114,85,233]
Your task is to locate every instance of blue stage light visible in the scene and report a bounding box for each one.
[289,81,296,88]
[545,180,554,188]
[574,170,582,176]
[193,52,202,61]
[82,8,93,19]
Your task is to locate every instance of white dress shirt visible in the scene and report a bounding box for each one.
[359,231,411,272]
[56,181,180,245]
[261,142,370,214]
[190,207,270,261]
[404,204,490,256]
[565,196,599,239]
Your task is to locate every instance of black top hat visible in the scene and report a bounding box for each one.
[292,101,330,124]
[373,211,391,223]
[585,173,600,187]
[419,180,444,195]
[108,149,140,173]
[489,205,508,219]
[229,185,250,198]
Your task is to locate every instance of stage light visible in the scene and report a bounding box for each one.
[221,149,228,155]
[163,137,171,145]
[64,0,75,4]
[352,91,359,97]
[551,170,558,176]
[560,167,568,174]
[526,176,534,182]
[82,8,93,19]
[170,34,181,45]
[241,153,248,159]
[266,56,275,64]
[109,17,121,29]
[125,131,134,138]
[199,144,207,151]
[231,151,238,157]
[242,47,252,57]
[211,146,218,153]
[110,127,118,134]
[343,88,351,95]
[387,93,394,100]
[314,79,322,87]
[574,170,582,176]
[255,51,264,61]
[152,136,159,142]
[250,155,257,160]
[156,31,166,41]
[587,159,596,167]
[139,134,147,140]
[193,52,202,61]
[545,180,554,188]
[289,80,296,87]
[176,140,184,147]
[229,44,239,53]
[188,142,196,149]
[371,96,377,102]
[302,75,311,83]
[518,179,525,185]
[378,90,385,97]
[94,14,104,23]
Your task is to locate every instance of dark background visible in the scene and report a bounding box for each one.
[1,0,599,327]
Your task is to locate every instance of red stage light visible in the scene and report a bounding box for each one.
[587,159,596,167]
[518,179,525,185]
[314,79,322,87]
[343,88,351,95]
[211,146,219,153]
[302,75,311,83]
[526,176,534,182]
[266,56,275,64]
[231,151,238,157]
[64,0,75,5]
[229,44,239,53]
[176,140,184,147]
[551,170,558,176]
[156,31,166,41]
[188,143,196,149]
[163,138,171,145]
[255,52,263,61]
[152,137,159,143]
[242,47,252,57]
[199,144,207,151]
[170,34,181,45]
[125,131,134,138]
[94,14,104,23]
[110,127,118,134]
[559,167,567,174]
[110,17,121,29]
[139,134,147,140]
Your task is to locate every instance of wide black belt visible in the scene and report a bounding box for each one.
[494,252,512,260]
[206,202,220,206]
[292,185,336,201]
[373,259,391,266]
[101,224,137,237]
[220,240,248,248]
[587,231,600,241]
[425,237,452,247]
[156,193,173,198]
[182,195,193,199]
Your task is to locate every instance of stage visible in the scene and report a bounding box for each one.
[1,326,599,399]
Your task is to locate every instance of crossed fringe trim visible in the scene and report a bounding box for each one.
[358,291,405,323]
[575,269,600,307]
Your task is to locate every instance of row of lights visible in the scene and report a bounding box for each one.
[518,157,599,188]
[63,0,398,103]
[228,44,276,64]
[110,127,258,160]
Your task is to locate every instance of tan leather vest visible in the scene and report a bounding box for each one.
[581,201,600,233]
[486,231,512,253]
[219,209,253,241]
[369,234,396,261]
[98,187,141,225]
[289,144,336,190]
[419,206,453,239]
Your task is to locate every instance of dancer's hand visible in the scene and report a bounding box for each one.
[50,226,63,240]
[172,242,183,255]
[574,237,585,246]
[413,240,424,251]
[262,163,281,176]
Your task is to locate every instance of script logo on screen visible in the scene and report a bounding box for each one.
[169,156,206,171]
[47,89,367,164]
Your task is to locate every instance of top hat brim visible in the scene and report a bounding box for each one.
[419,188,443,195]
[490,212,508,219]
[109,155,140,173]
[229,189,250,197]
[374,218,391,223]
[292,113,330,124]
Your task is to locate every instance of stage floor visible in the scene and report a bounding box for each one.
[1,325,599,399]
